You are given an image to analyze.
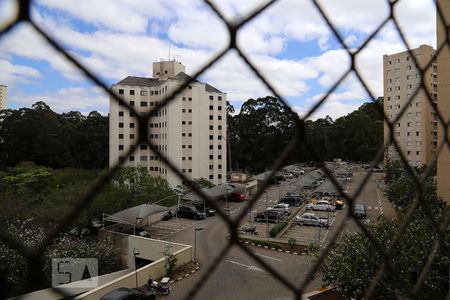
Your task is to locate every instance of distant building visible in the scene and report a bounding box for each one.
[0,85,7,110]
[109,60,227,187]
[383,45,438,168]
[437,0,450,203]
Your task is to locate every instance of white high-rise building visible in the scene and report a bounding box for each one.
[0,85,7,110]
[109,60,227,186]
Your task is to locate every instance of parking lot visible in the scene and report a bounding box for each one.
[142,217,198,239]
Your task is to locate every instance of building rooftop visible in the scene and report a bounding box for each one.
[115,72,223,93]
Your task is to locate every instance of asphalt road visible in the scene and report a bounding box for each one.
[164,215,321,300]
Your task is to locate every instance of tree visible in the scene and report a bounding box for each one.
[320,164,449,299]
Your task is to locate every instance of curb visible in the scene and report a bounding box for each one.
[239,239,307,256]
[169,260,200,284]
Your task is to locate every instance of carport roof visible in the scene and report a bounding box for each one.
[182,183,243,202]
[105,204,169,225]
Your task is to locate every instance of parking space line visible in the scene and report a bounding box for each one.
[255,253,282,262]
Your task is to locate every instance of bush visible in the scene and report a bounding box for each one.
[269,220,289,238]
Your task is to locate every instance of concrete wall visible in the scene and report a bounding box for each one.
[76,246,192,300]
[100,230,190,268]
[437,0,450,203]
[9,269,132,300]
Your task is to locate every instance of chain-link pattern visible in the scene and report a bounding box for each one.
[1,0,449,299]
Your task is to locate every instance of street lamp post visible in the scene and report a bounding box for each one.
[194,227,204,261]
[132,248,140,287]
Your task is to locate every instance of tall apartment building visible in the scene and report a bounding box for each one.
[437,0,450,203]
[383,45,438,167]
[109,60,227,187]
[0,85,7,110]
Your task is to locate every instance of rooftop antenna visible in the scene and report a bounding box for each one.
[168,44,171,61]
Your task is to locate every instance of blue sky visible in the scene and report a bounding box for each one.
[0,0,437,119]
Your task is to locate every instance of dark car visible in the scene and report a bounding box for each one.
[100,287,155,300]
[279,195,304,207]
[254,210,284,223]
[354,204,366,218]
[177,205,206,220]
[184,201,216,217]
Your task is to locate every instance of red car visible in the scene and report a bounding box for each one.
[228,193,247,202]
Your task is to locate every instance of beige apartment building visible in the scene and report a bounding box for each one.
[383,45,438,168]
[437,0,450,203]
[0,85,7,110]
[109,60,227,187]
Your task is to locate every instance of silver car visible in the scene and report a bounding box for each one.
[266,203,290,215]
[306,200,336,212]
[294,213,329,228]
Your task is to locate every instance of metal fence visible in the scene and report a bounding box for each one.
[0,0,449,299]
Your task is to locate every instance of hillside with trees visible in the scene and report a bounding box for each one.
[228,96,384,173]
[0,101,108,169]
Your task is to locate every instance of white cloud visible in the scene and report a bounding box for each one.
[11,86,108,115]
[0,59,42,86]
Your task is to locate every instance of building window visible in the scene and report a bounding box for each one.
[119,134,124,139]
[209,105,213,110]
[209,145,213,149]
[218,155,222,159]
[130,101,135,106]
[188,169,192,173]
[130,123,135,128]
[218,116,222,120]
[209,125,213,130]
[218,135,222,140]
[188,157,192,160]
[188,145,192,148]
[155,90,159,95]
[140,156,147,161]
[218,96,222,100]
[397,123,401,128]
[119,111,124,116]
[140,144,147,150]
[188,86,192,89]
[140,90,148,96]
[119,145,124,150]
[218,174,222,179]
[407,132,411,136]
[209,115,213,120]
[209,175,214,180]
[416,141,421,146]
[130,90,135,95]
[189,97,192,101]
[209,135,213,140]
[182,109,186,113]
[416,151,420,155]
[182,157,186,161]
[416,131,420,136]
[182,133,186,137]
[218,106,222,111]
[218,165,222,170]
[130,111,135,116]
[182,97,186,101]
[130,134,135,139]
[209,95,214,100]
[188,109,192,113]
[387,60,392,65]
[407,151,411,155]
[209,155,213,159]
[140,101,148,107]
[188,133,192,137]
[218,145,222,150]
[118,89,124,95]
[119,122,124,128]
[130,156,135,161]
[209,165,213,170]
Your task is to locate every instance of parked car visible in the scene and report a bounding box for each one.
[184,201,216,216]
[266,203,290,215]
[294,213,329,228]
[137,229,150,238]
[354,204,366,218]
[68,226,91,238]
[279,195,304,207]
[306,200,336,212]
[100,287,155,300]
[334,199,344,209]
[282,172,294,180]
[228,193,247,202]
[176,205,206,220]
[254,210,284,223]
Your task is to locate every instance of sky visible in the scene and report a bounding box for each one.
[0,0,437,119]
